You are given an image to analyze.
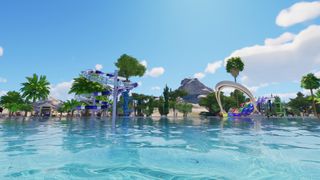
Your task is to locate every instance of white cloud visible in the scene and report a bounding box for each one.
[205,60,223,74]
[276,1,320,27]
[95,64,103,71]
[146,67,165,77]
[224,25,320,86]
[151,86,161,91]
[0,47,3,56]
[0,77,7,83]
[138,81,142,86]
[245,83,269,94]
[315,71,320,78]
[194,72,205,79]
[0,90,7,96]
[140,60,148,68]
[264,32,296,46]
[50,81,74,101]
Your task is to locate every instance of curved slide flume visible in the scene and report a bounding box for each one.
[215,81,258,116]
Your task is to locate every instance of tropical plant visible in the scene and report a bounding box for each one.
[169,89,187,117]
[226,57,244,83]
[145,96,155,117]
[20,74,50,103]
[115,54,146,81]
[163,85,170,116]
[62,99,81,117]
[287,92,312,116]
[132,93,148,116]
[20,101,33,117]
[176,102,193,117]
[316,90,320,104]
[158,96,165,116]
[199,92,221,115]
[0,91,24,116]
[69,76,107,95]
[301,73,320,118]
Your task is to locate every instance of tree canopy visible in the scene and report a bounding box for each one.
[301,73,320,118]
[69,76,107,95]
[115,54,146,80]
[20,74,50,102]
[226,57,244,83]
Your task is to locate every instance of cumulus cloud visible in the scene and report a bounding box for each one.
[246,83,269,94]
[50,81,74,101]
[224,25,320,86]
[0,47,3,56]
[151,86,161,91]
[95,64,103,71]
[264,32,296,46]
[0,77,7,83]
[205,60,223,74]
[194,72,205,79]
[146,67,165,77]
[276,1,320,27]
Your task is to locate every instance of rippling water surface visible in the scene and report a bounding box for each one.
[0,117,320,179]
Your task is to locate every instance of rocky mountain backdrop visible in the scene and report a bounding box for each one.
[178,78,213,104]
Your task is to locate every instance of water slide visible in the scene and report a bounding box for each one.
[215,81,257,117]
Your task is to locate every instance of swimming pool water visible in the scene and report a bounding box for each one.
[0,117,319,179]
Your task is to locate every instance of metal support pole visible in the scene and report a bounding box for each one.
[112,70,118,128]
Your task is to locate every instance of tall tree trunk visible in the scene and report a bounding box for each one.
[310,89,319,119]
[24,111,28,117]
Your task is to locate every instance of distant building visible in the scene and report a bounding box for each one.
[33,97,63,116]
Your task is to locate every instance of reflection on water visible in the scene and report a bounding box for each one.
[0,117,320,179]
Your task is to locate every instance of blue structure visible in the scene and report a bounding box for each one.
[75,69,138,123]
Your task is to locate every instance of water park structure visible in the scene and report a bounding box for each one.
[215,81,257,117]
[75,69,138,125]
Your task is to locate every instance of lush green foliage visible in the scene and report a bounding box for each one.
[132,93,148,116]
[158,96,165,116]
[62,99,81,117]
[69,76,107,95]
[115,54,146,80]
[163,85,170,116]
[301,73,320,91]
[199,91,247,115]
[226,57,244,82]
[168,89,187,116]
[20,74,50,102]
[176,102,192,117]
[287,92,312,116]
[0,91,31,116]
[301,73,320,117]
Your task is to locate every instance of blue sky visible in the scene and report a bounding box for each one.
[0,0,320,101]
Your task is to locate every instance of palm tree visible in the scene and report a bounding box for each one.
[69,76,106,95]
[62,99,81,117]
[301,73,320,118]
[226,57,244,83]
[20,74,50,103]
[0,91,24,116]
